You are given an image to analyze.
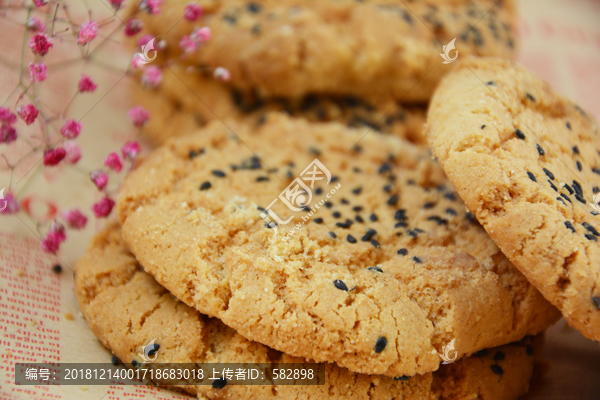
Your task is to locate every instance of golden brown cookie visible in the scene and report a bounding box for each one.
[75,222,542,400]
[116,112,559,377]
[131,0,517,104]
[130,64,427,146]
[426,56,600,342]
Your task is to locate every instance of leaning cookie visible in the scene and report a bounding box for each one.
[131,64,427,146]
[426,56,600,342]
[75,222,543,400]
[131,0,517,104]
[116,112,559,377]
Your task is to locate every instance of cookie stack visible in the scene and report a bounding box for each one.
[75,1,600,399]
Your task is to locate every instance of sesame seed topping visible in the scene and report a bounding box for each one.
[395,221,408,228]
[582,222,599,236]
[394,209,407,220]
[445,208,457,216]
[592,168,600,175]
[560,193,572,203]
[423,202,435,209]
[371,240,380,248]
[486,81,495,85]
[466,212,476,222]
[543,168,555,180]
[526,93,536,102]
[397,248,408,255]
[256,176,269,182]
[315,188,323,195]
[493,351,505,361]
[328,231,337,239]
[334,279,349,291]
[549,181,558,192]
[577,161,582,172]
[593,296,600,310]
[413,256,422,263]
[362,229,377,242]
[515,129,526,140]
[347,234,357,243]
[353,206,363,212]
[313,218,323,224]
[131,360,138,367]
[567,122,572,131]
[473,350,488,357]
[490,365,503,376]
[370,213,378,222]
[325,202,333,209]
[535,144,545,156]
[575,193,586,204]
[189,148,204,158]
[481,124,486,129]
[572,181,583,196]
[355,215,364,223]
[212,170,226,177]
[427,216,448,225]
[445,192,456,201]
[52,264,62,274]
[375,337,387,353]
[341,198,350,205]
[111,355,120,366]
[407,230,418,238]
[331,176,340,182]
[585,234,598,242]
[565,221,576,232]
[387,195,399,206]
[352,187,362,195]
[336,220,353,229]
[200,181,212,191]
[332,211,341,218]
[383,184,393,193]
[527,172,537,182]
[557,197,566,205]
[212,378,227,389]
[565,184,574,194]
[594,187,600,194]
[394,376,410,381]
[368,266,383,273]
[379,163,392,174]
[573,145,579,154]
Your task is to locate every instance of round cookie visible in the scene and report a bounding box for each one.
[116,112,560,377]
[75,222,543,400]
[425,57,600,342]
[131,0,517,104]
[131,63,427,146]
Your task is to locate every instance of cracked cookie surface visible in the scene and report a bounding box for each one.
[75,223,541,400]
[116,112,559,377]
[426,56,600,342]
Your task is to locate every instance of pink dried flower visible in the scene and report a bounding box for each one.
[109,0,124,10]
[0,107,17,125]
[141,65,162,88]
[184,3,203,21]
[43,148,66,166]
[60,208,88,229]
[124,18,143,36]
[121,141,140,160]
[78,74,97,92]
[0,125,17,144]
[60,119,82,139]
[191,26,211,42]
[77,21,98,45]
[33,0,48,7]
[29,62,47,82]
[140,0,161,14]
[137,34,154,48]
[104,151,123,172]
[128,106,149,127]
[179,35,198,54]
[0,192,20,214]
[29,33,53,56]
[92,197,115,218]
[63,141,81,164]
[131,54,145,69]
[40,222,66,253]
[90,170,108,190]
[26,17,46,32]
[213,67,231,82]
[17,104,38,125]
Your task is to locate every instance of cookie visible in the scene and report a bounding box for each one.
[425,57,600,342]
[116,112,560,377]
[75,222,542,400]
[132,0,517,103]
[131,64,427,146]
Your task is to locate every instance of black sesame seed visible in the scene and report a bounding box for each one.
[395,221,408,228]
[397,248,408,255]
[592,168,600,175]
[331,176,340,182]
[526,93,536,102]
[251,24,261,34]
[334,279,349,291]
[336,221,352,229]
[387,195,399,206]
[371,240,380,248]
[561,193,572,203]
[407,230,418,238]
[593,211,600,216]
[445,208,457,216]
[189,148,204,159]
[594,186,600,194]
[332,211,341,218]
[362,229,377,242]
[414,228,425,233]
[379,163,392,174]
[352,187,363,195]
[111,355,120,366]
[313,218,323,224]
[543,168,555,180]
[526,345,534,356]
[575,193,586,204]
[413,256,422,263]
[536,144,545,156]
[301,206,311,212]
[577,161,583,172]
[515,129,526,140]
[567,122,572,131]
[147,343,160,356]
[490,365,504,376]
[573,145,579,154]
[256,176,269,182]
[474,350,488,357]
[353,206,363,212]
[427,216,448,225]
[549,181,558,192]
[565,221,576,232]
[328,231,337,239]
[487,81,495,85]
[370,213,378,222]
[466,212,476,222]
[493,351,505,361]
[200,181,212,191]
[355,215,364,223]
[375,337,387,353]
[394,209,407,220]
[325,202,333,209]
[341,198,350,205]
[247,2,262,13]
[582,222,600,236]
[368,266,383,273]
[565,184,574,195]
[212,378,227,389]
[445,192,456,201]
[557,197,566,205]
[383,184,393,193]
[212,170,226,178]
[347,235,357,243]
[481,124,486,129]
[131,360,138,367]
[315,187,323,195]
[394,376,410,381]
[593,296,600,310]
[527,171,537,182]
[223,15,237,24]
[585,234,598,242]
[52,264,62,274]
[572,181,583,196]
[423,202,435,209]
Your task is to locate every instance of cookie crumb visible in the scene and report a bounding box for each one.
[64,312,74,320]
